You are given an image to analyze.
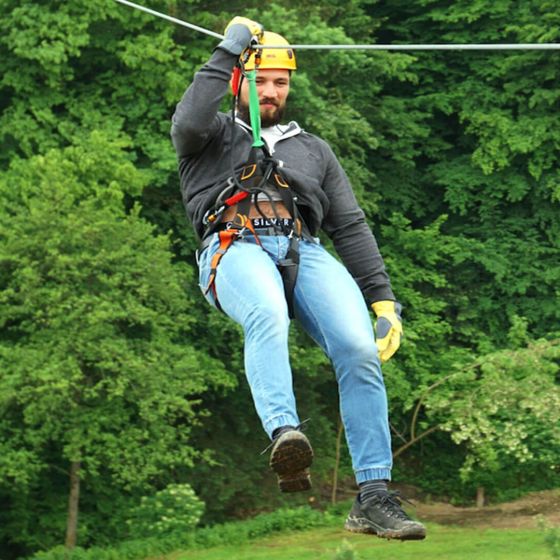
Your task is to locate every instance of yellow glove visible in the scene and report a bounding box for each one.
[218,17,264,55]
[225,17,264,39]
[371,300,403,363]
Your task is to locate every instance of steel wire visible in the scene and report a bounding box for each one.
[114,0,560,51]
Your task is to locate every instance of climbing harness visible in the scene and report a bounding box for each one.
[198,48,308,318]
[201,155,305,318]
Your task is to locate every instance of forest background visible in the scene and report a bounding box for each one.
[0,0,559,558]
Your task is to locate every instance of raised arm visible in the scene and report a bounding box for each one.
[170,17,263,157]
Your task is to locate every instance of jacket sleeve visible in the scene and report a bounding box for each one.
[319,141,396,305]
[171,49,238,158]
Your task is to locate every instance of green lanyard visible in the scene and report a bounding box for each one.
[246,70,264,148]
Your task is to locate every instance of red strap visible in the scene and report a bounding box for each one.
[224,190,250,207]
[231,67,242,96]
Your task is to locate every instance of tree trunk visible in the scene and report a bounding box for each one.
[476,485,485,508]
[331,416,344,505]
[65,461,81,549]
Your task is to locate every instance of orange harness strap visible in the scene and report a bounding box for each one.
[204,219,262,306]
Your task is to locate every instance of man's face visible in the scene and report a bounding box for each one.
[237,69,290,127]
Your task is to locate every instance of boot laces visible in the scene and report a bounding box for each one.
[371,491,413,520]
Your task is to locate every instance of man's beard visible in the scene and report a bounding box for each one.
[237,100,285,128]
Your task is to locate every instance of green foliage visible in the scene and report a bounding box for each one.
[539,518,560,560]
[0,136,231,552]
[427,339,560,482]
[126,483,204,539]
[33,519,555,560]
[1,0,560,555]
[393,338,560,503]
[30,506,329,560]
[334,539,361,560]
[0,137,206,486]
[190,506,327,548]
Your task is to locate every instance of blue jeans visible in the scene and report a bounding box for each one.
[198,233,392,483]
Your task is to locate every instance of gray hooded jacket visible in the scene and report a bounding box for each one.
[170,48,395,304]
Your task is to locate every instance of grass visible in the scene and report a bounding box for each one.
[162,523,551,560]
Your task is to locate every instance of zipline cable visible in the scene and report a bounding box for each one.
[268,43,560,50]
[114,0,223,39]
[114,0,560,50]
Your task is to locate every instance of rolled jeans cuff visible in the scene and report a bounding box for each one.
[264,414,300,440]
[355,467,392,484]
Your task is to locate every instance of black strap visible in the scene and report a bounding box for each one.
[277,235,300,319]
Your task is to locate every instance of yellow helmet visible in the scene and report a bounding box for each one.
[244,31,297,71]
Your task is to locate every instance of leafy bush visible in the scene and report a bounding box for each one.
[29,505,331,560]
[125,483,204,539]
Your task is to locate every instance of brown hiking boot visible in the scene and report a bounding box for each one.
[269,428,314,492]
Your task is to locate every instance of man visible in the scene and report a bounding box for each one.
[171,17,426,540]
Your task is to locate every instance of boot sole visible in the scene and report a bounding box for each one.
[344,516,426,540]
[269,432,313,493]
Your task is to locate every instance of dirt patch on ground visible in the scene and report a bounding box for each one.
[409,489,560,529]
[329,484,559,529]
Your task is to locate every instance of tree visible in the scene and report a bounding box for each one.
[433,338,560,493]
[390,333,560,503]
[1,0,560,553]
[0,133,231,551]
